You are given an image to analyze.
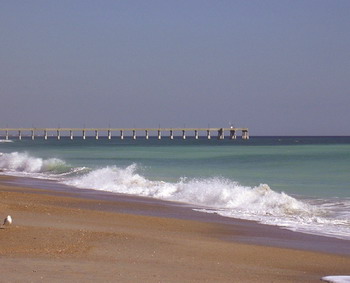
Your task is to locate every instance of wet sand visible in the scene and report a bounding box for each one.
[0,176,349,282]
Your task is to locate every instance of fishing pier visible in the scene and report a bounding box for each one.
[0,127,249,140]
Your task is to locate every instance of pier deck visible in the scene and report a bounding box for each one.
[0,127,249,140]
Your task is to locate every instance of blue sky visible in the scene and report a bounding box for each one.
[1,1,349,135]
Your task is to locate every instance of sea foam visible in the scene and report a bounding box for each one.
[1,152,349,240]
[0,139,13,143]
[322,276,350,283]
[64,164,315,215]
[0,151,80,178]
[63,164,350,240]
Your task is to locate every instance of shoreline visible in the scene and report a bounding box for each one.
[3,175,350,255]
[1,176,350,282]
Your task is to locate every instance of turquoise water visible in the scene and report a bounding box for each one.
[1,136,350,239]
[2,136,349,197]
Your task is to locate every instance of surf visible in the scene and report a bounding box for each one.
[0,151,86,178]
[62,163,350,240]
[1,151,349,240]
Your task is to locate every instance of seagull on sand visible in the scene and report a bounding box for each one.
[2,215,12,227]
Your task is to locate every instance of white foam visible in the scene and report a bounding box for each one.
[0,139,13,143]
[64,164,178,198]
[65,166,317,218]
[322,276,350,283]
[1,152,349,240]
[0,152,75,178]
[63,164,350,240]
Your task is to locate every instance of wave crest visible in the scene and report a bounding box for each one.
[0,152,72,174]
[1,151,348,240]
[63,164,319,219]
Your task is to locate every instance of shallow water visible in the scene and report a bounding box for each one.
[1,136,349,240]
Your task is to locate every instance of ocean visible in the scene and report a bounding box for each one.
[1,136,349,240]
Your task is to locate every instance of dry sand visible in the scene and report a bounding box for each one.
[0,176,349,282]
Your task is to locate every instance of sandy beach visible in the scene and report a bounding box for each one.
[0,176,349,282]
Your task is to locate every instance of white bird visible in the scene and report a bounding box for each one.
[3,215,12,226]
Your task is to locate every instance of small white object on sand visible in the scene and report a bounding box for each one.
[322,276,350,283]
[3,215,12,226]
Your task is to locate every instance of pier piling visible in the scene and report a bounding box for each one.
[1,127,249,141]
[242,130,249,140]
[218,128,224,140]
[230,129,236,140]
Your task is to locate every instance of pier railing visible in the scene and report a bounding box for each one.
[0,127,249,140]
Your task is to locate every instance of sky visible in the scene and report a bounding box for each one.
[1,1,349,135]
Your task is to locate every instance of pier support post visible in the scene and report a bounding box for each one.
[195,130,198,140]
[0,127,249,142]
[242,130,249,140]
[218,128,224,140]
[230,129,236,140]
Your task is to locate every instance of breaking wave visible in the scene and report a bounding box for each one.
[63,164,318,216]
[1,152,349,240]
[63,164,350,240]
[0,151,86,178]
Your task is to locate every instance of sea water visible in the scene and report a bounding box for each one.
[0,136,349,240]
